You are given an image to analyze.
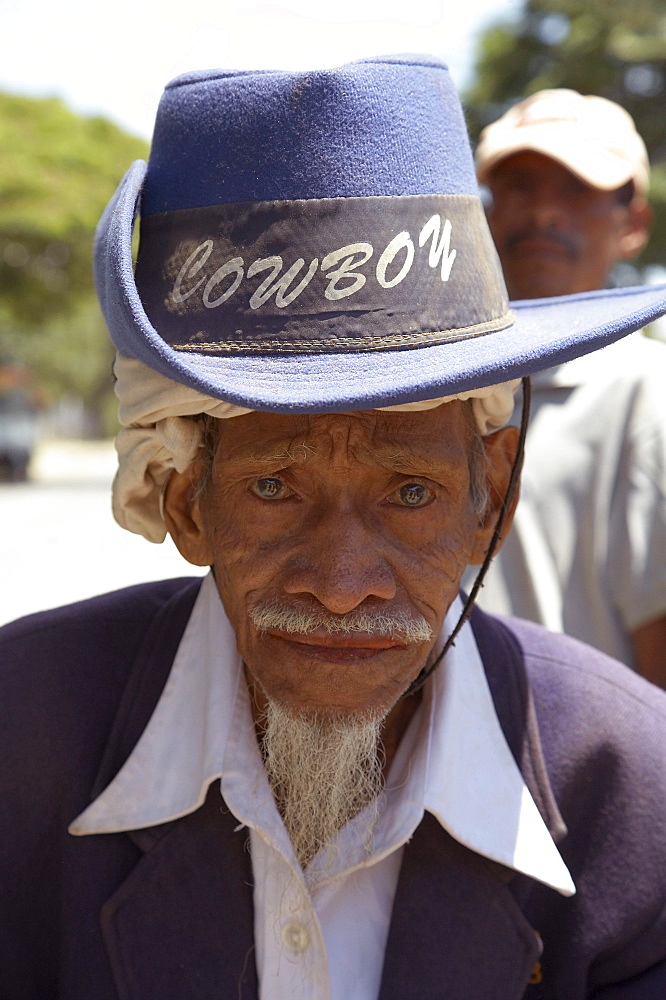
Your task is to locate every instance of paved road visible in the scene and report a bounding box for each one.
[0,439,205,626]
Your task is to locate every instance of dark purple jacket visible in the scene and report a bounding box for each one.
[1,577,665,999]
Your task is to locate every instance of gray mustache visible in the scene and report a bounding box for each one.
[506,227,577,257]
[249,602,433,644]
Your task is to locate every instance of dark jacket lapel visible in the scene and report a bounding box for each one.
[379,813,540,1000]
[469,603,567,843]
[101,782,258,1000]
[87,579,258,1000]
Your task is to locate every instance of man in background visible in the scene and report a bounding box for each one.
[471,89,666,687]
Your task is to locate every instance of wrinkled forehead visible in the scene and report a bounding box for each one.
[214,403,471,467]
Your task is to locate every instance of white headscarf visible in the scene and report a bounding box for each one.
[112,353,519,542]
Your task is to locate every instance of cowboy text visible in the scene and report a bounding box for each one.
[171,214,457,311]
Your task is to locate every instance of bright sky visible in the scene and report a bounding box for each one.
[0,0,523,139]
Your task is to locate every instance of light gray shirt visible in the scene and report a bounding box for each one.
[468,333,666,667]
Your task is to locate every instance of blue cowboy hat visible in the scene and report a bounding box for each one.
[95,54,666,413]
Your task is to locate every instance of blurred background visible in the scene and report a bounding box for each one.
[1,0,665,622]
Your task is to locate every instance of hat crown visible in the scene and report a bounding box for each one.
[142,56,480,216]
[93,55,666,420]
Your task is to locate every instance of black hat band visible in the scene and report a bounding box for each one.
[135,193,512,355]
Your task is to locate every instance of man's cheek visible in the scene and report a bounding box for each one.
[209,520,288,612]
[203,509,257,589]
[398,525,476,583]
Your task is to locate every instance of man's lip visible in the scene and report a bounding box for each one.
[268,630,407,650]
[506,235,576,259]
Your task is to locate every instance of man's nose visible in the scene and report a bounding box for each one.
[530,190,567,229]
[282,507,397,613]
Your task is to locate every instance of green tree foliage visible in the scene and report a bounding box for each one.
[464,0,666,269]
[0,92,147,431]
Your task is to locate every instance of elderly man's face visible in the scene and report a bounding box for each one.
[166,403,516,720]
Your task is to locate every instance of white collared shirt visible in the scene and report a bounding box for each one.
[71,572,574,1000]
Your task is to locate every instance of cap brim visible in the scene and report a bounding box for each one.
[97,161,666,413]
[477,131,638,193]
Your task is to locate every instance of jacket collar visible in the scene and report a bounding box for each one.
[99,786,541,1000]
[74,577,563,1000]
[71,574,572,896]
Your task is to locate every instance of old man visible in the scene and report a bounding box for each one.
[1,56,666,1000]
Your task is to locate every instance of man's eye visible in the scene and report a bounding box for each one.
[250,477,292,500]
[387,482,434,507]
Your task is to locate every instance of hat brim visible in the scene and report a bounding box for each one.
[97,161,666,414]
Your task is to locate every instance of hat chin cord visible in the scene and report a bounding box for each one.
[403,376,532,698]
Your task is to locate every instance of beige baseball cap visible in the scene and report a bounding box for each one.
[476,89,650,196]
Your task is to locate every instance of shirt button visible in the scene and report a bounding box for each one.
[281,921,310,954]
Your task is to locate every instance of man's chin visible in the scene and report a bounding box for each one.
[261,685,408,726]
[246,637,426,720]
[270,698,391,726]
[503,258,577,300]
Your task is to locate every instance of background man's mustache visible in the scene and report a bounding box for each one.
[506,228,578,257]
[250,602,433,643]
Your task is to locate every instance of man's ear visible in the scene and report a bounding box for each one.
[468,424,521,566]
[619,196,652,260]
[163,466,213,567]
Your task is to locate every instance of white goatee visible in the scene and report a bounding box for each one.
[261,699,387,874]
